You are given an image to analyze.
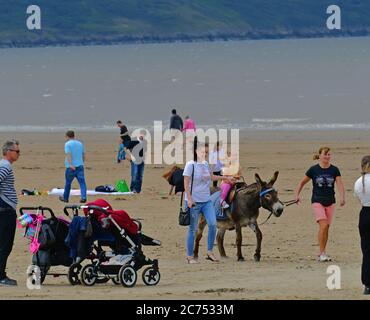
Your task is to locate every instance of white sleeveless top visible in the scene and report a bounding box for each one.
[354,174,370,207]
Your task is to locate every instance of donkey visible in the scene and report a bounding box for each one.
[194,171,284,262]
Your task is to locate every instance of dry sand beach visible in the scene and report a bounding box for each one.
[0,129,369,300]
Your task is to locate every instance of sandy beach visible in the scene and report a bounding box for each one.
[0,129,369,300]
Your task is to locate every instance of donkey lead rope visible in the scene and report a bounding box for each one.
[259,199,297,226]
[259,212,274,226]
[282,199,298,207]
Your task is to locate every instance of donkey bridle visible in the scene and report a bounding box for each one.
[258,188,298,225]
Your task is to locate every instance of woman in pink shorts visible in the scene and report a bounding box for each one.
[295,147,345,262]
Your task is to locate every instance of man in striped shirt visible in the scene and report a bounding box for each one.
[0,140,20,286]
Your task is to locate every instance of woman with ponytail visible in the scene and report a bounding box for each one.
[295,147,345,262]
[354,155,370,295]
[182,137,234,264]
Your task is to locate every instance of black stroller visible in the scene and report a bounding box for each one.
[18,206,83,285]
[19,206,118,285]
[63,200,161,288]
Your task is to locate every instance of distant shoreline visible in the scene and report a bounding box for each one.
[1,129,369,144]
[1,29,370,49]
[1,126,370,134]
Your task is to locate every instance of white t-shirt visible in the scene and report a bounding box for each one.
[183,160,212,203]
[354,174,370,207]
[209,150,225,172]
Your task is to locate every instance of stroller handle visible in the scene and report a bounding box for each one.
[81,205,110,216]
[19,207,55,218]
[63,205,81,217]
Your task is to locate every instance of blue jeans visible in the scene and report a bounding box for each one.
[63,166,87,201]
[117,143,126,163]
[186,200,217,257]
[130,161,144,193]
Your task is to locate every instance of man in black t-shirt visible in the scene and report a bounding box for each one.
[116,120,131,145]
[116,120,131,163]
[169,109,183,132]
[169,109,183,142]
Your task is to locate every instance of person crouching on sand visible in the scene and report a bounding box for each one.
[162,165,184,195]
[295,147,345,262]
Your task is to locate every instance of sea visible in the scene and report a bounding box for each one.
[1,36,370,132]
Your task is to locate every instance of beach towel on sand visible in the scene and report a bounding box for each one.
[48,188,133,196]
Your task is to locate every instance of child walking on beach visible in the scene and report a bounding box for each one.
[219,150,242,209]
[295,147,345,262]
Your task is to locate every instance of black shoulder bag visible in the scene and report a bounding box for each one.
[179,164,194,226]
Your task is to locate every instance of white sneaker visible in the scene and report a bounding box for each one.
[221,201,229,209]
[318,253,332,262]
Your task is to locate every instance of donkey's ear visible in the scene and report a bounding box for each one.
[255,173,264,186]
[268,171,279,186]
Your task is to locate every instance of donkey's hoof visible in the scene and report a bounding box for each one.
[254,254,261,262]
[237,256,245,262]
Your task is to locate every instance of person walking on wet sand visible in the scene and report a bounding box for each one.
[295,147,345,262]
[0,140,20,286]
[59,130,87,203]
[169,109,183,142]
[183,115,196,142]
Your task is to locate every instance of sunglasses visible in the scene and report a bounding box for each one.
[8,149,20,154]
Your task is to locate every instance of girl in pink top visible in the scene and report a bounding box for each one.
[183,116,196,132]
[183,116,196,142]
[220,151,242,209]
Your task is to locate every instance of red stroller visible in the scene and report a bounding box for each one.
[64,199,161,287]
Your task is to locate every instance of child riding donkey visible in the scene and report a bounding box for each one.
[219,150,243,209]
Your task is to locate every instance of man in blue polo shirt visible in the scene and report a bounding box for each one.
[59,130,87,203]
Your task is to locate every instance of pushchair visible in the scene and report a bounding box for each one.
[18,206,84,285]
[63,199,161,287]
[18,205,144,286]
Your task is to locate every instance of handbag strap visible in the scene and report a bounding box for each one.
[180,163,195,208]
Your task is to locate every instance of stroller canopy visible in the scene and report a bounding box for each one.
[84,199,139,235]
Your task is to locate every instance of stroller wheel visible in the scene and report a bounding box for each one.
[27,265,46,286]
[80,264,97,286]
[118,265,137,288]
[142,267,161,286]
[112,276,120,285]
[68,263,82,285]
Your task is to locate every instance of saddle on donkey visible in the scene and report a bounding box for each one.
[211,182,248,221]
